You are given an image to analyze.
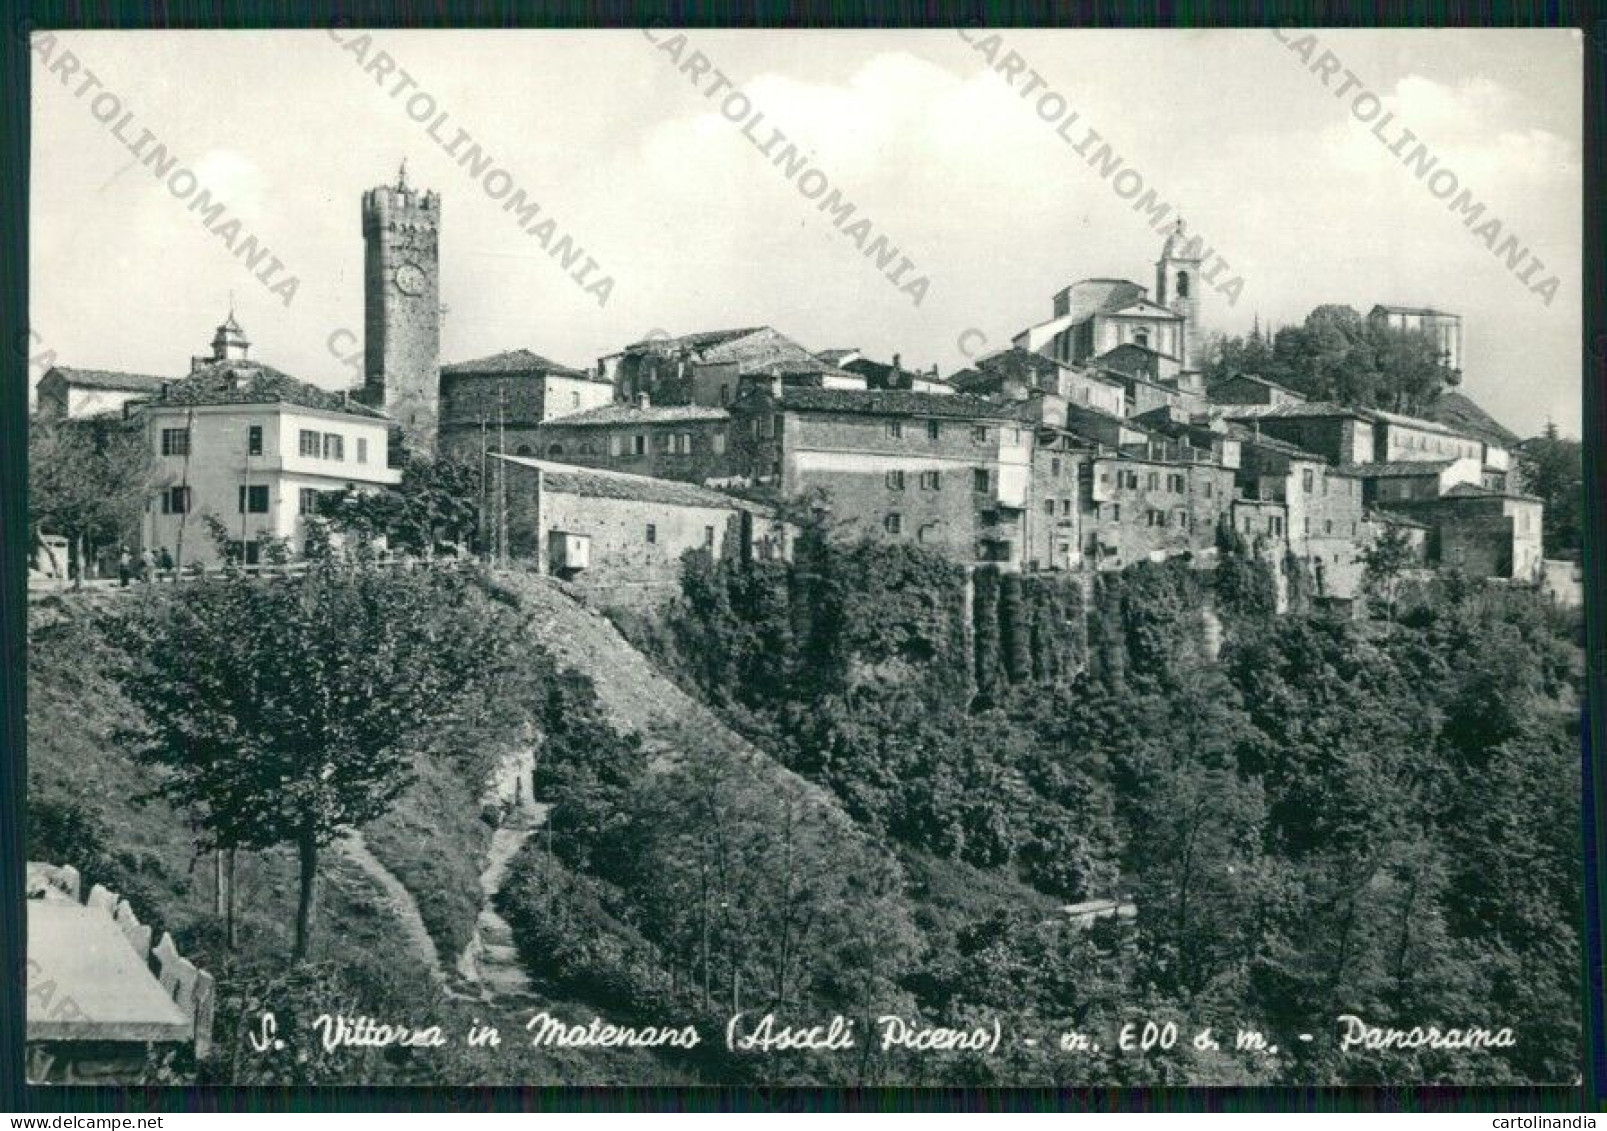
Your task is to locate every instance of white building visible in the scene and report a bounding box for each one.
[140,316,400,568]
[35,367,164,420]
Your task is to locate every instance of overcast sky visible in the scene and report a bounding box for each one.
[29,28,1582,435]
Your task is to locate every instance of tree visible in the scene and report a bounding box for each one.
[317,455,484,557]
[118,547,518,958]
[1204,305,1448,414]
[1517,423,1582,558]
[1360,526,1417,623]
[29,415,160,582]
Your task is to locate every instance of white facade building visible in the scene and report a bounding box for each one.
[140,318,400,567]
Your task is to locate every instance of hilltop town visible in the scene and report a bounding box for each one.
[31,168,1565,612]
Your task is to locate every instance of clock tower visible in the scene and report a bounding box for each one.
[361,163,441,453]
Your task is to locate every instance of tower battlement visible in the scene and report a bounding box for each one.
[362,167,442,453]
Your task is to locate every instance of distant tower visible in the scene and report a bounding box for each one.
[1155,219,1203,370]
[191,304,251,373]
[362,162,441,453]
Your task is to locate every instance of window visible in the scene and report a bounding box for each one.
[972,426,989,443]
[632,434,647,456]
[228,540,262,566]
[713,433,727,455]
[645,524,657,544]
[1044,500,1056,517]
[887,421,904,439]
[609,435,624,457]
[1270,515,1284,535]
[1111,504,1122,522]
[571,390,580,408]
[719,386,730,406]
[972,468,990,492]
[886,470,906,490]
[357,437,369,464]
[515,445,533,457]
[1062,499,1072,517]
[1051,458,1061,476]
[299,429,320,458]
[1325,519,1334,535]
[159,486,189,514]
[1302,468,1314,493]
[161,428,190,457]
[1204,481,1213,498]
[704,525,716,547]
[1176,271,1190,298]
[884,513,903,535]
[673,433,692,455]
[1147,472,1159,491]
[1147,509,1165,528]
[238,484,269,514]
[299,487,321,515]
[1134,328,1150,348]
[247,425,263,456]
[927,420,941,441]
[920,470,940,490]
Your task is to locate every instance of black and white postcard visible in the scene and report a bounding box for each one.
[19,25,1589,1092]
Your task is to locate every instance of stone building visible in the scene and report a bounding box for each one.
[1232,428,1368,599]
[729,385,1034,566]
[599,326,858,408]
[1028,430,1094,572]
[1224,403,1377,466]
[35,367,164,420]
[1205,373,1307,408]
[357,166,441,453]
[1082,452,1236,569]
[950,348,1126,417]
[437,349,612,462]
[496,455,790,596]
[1407,484,1545,582]
[525,397,732,483]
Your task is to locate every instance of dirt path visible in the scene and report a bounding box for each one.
[340,830,446,986]
[454,803,549,1003]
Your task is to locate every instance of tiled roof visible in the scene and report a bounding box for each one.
[544,402,728,427]
[1336,460,1453,478]
[1442,482,1543,503]
[42,366,165,392]
[776,386,1021,421]
[624,327,765,352]
[1207,372,1305,396]
[495,455,769,513]
[441,349,588,377]
[1225,421,1327,461]
[1422,391,1520,448]
[1371,509,1432,530]
[1225,401,1372,421]
[154,361,387,418]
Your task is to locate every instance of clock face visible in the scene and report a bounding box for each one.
[393,263,428,297]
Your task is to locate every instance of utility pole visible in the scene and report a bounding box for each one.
[479,415,489,563]
[496,386,509,569]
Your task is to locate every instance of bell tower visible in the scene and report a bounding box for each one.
[362,162,441,453]
[1155,218,1202,370]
